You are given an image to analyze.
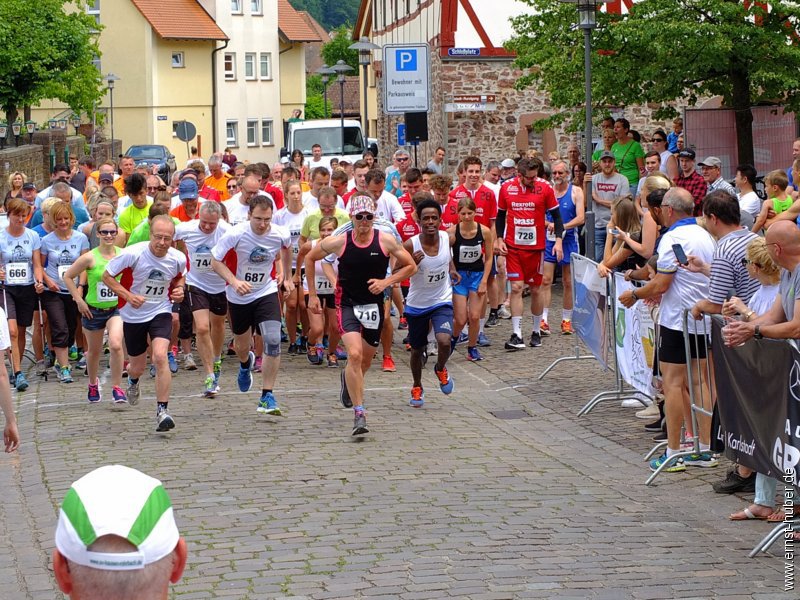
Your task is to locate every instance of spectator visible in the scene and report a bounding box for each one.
[735,164,761,220]
[566,143,581,169]
[787,137,800,191]
[636,151,661,216]
[650,129,679,180]
[571,161,587,189]
[5,171,26,202]
[222,147,238,169]
[427,146,445,175]
[675,149,707,216]
[667,117,683,154]
[589,151,630,261]
[753,169,793,232]
[611,118,645,190]
[698,156,736,196]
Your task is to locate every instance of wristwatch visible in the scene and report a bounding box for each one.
[631,290,638,301]
[754,325,763,339]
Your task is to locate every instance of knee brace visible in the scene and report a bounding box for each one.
[259,320,282,356]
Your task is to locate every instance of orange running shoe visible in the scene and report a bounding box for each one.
[540,320,551,336]
[382,355,396,372]
[410,386,424,407]
[561,319,573,335]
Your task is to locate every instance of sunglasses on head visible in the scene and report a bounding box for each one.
[354,213,374,221]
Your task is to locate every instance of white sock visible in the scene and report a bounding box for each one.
[512,317,522,337]
[542,308,549,322]
[532,314,542,333]
[479,318,485,333]
[562,309,572,321]
[666,447,679,457]
[699,443,710,452]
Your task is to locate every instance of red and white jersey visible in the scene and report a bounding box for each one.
[498,177,558,251]
[397,193,414,216]
[396,215,420,242]
[448,184,498,228]
[440,199,459,227]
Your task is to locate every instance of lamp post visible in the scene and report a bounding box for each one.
[25,120,35,145]
[315,65,335,119]
[48,118,57,130]
[57,117,68,131]
[104,72,121,142]
[331,60,353,156]
[12,122,21,146]
[348,37,380,139]
[71,114,81,136]
[0,122,7,150]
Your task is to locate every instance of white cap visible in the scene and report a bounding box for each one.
[500,158,516,169]
[280,156,290,165]
[55,465,180,570]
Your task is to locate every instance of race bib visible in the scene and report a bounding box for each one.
[6,262,29,285]
[458,245,481,264]
[142,278,168,301]
[546,227,556,242]
[96,281,118,303]
[243,265,269,289]
[193,253,213,273]
[515,226,537,246]
[353,303,380,330]
[57,264,77,285]
[315,275,334,293]
[425,268,448,285]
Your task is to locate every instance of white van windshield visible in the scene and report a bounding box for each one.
[293,127,364,156]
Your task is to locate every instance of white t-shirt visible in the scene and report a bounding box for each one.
[174,220,230,294]
[106,242,187,323]
[0,228,41,286]
[222,191,274,226]
[738,191,761,219]
[211,222,291,305]
[35,185,83,210]
[302,191,345,211]
[41,230,90,293]
[308,157,330,172]
[655,222,716,333]
[374,191,406,223]
[273,207,309,268]
[303,238,338,294]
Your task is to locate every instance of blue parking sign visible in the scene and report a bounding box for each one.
[397,123,406,146]
[395,49,417,71]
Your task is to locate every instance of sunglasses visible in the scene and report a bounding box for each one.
[353,213,374,221]
[397,157,409,162]
[98,229,118,236]
[741,258,762,268]
[652,138,666,143]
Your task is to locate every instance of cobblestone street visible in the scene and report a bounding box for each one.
[0,289,793,599]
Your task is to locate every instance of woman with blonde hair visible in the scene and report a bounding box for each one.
[82,194,116,249]
[597,195,644,276]
[4,171,26,203]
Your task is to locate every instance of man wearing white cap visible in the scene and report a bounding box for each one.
[53,465,187,599]
[699,156,736,196]
[499,158,517,183]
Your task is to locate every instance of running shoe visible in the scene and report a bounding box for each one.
[529,331,542,348]
[427,342,438,356]
[87,380,100,403]
[352,412,369,436]
[149,364,156,378]
[382,355,396,372]
[561,319,573,335]
[156,409,175,432]
[287,343,298,355]
[410,386,425,408]
[339,370,352,408]
[540,320,551,336]
[298,337,309,354]
[253,356,263,373]
[237,351,255,392]
[649,453,685,473]
[75,353,87,371]
[505,333,525,351]
[257,391,282,416]
[126,378,140,406]
[498,304,511,319]
[60,365,73,384]
[112,386,128,407]
[14,372,29,392]
[204,375,217,398]
[477,332,492,347]
[122,361,129,378]
[167,351,179,374]
[307,347,323,365]
[398,316,408,330]
[335,345,348,361]
[68,345,78,361]
[183,354,197,371]
[485,313,499,328]
[213,359,222,386]
[684,451,719,468]
[467,347,483,362]
[434,366,454,394]
[457,331,469,344]
[327,354,339,368]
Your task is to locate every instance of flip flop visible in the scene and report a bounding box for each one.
[767,510,786,523]
[729,506,774,521]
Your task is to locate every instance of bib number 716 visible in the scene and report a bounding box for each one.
[353,303,380,330]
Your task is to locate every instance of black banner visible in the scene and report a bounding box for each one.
[711,318,800,490]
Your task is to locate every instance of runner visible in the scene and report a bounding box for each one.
[403,199,456,407]
[0,199,45,391]
[174,202,230,397]
[40,203,90,383]
[305,195,416,436]
[495,158,564,350]
[449,197,495,361]
[211,195,293,416]
[62,217,126,405]
[103,215,187,432]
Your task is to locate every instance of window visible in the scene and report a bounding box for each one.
[246,120,258,146]
[244,53,256,80]
[250,0,262,14]
[171,52,184,68]
[261,119,273,145]
[226,120,238,147]
[259,53,272,80]
[224,53,236,80]
[231,0,242,13]
[87,0,100,23]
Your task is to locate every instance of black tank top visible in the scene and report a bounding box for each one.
[452,223,484,272]
[337,230,390,305]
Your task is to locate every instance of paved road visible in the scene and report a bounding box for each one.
[0,291,794,599]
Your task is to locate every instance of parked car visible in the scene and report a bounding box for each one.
[124,145,177,182]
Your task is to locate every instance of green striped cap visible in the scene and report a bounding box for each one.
[55,465,179,570]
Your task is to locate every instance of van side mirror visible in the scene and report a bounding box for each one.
[280,147,289,158]
[368,142,378,158]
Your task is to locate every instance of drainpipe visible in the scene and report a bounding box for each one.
[211,40,229,151]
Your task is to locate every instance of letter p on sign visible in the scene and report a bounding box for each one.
[396,49,417,71]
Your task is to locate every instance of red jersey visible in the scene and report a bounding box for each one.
[441,199,459,227]
[342,188,357,206]
[497,177,558,251]
[199,185,221,202]
[263,182,285,210]
[448,184,497,227]
[396,215,420,242]
[397,193,414,216]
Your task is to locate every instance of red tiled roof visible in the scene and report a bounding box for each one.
[278,0,322,42]
[131,0,228,41]
[328,76,361,117]
[299,11,330,43]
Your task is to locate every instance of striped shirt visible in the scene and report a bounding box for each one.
[708,227,760,305]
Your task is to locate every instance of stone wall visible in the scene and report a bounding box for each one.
[0,145,46,197]
[375,54,681,178]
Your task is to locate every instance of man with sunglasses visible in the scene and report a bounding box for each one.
[305,195,416,436]
[386,149,411,197]
[223,174,271,226]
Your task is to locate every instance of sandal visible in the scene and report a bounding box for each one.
[729,505,775,521]
[767,510,786,523]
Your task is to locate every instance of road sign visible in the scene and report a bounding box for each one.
[444,94,497,113]
[397,123,406,146]
[383,44,430,114]
[175,121,196,142]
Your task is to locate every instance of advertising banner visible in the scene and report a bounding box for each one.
[612,274,656,396]
[570,253,609,370]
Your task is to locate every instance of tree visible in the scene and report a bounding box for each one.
[506,0,800,165]
[321,25,359,72]
[0,0,103,139]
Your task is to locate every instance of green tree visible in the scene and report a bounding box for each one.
[0,0,103,139]
[321,25,359,72]
[506,0,800,165]
[288,0,358,31]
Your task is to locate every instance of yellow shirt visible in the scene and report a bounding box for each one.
[119,201,153,234]
[301,208,350,240]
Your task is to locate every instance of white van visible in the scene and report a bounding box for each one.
[281,119,378,166]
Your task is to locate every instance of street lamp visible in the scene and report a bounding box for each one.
[348,36,380,139]
[104,72,121,142]
[25,120,35,144]
[71,114,81,135]
[12,122,21,146]
[315,65,335,119]
[57,117,68,130]
[48,118,58,130]
[331,60,353,156]
[0,122,7,150]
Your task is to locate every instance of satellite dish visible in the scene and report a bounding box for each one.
[175,121,196,142]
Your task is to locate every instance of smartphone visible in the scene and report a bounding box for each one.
[609,228,621,235]
[725,289,735,301]
[672,243,689,266]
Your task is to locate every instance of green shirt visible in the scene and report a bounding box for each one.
[301,208,350,240]
[611,139,645,188]
[119,201,153,234]
[86,246,121,309]
[773,196,793,214]
[126,216,180,246]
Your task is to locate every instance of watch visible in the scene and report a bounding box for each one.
[754,325,763,339]
[631,290,638,301]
